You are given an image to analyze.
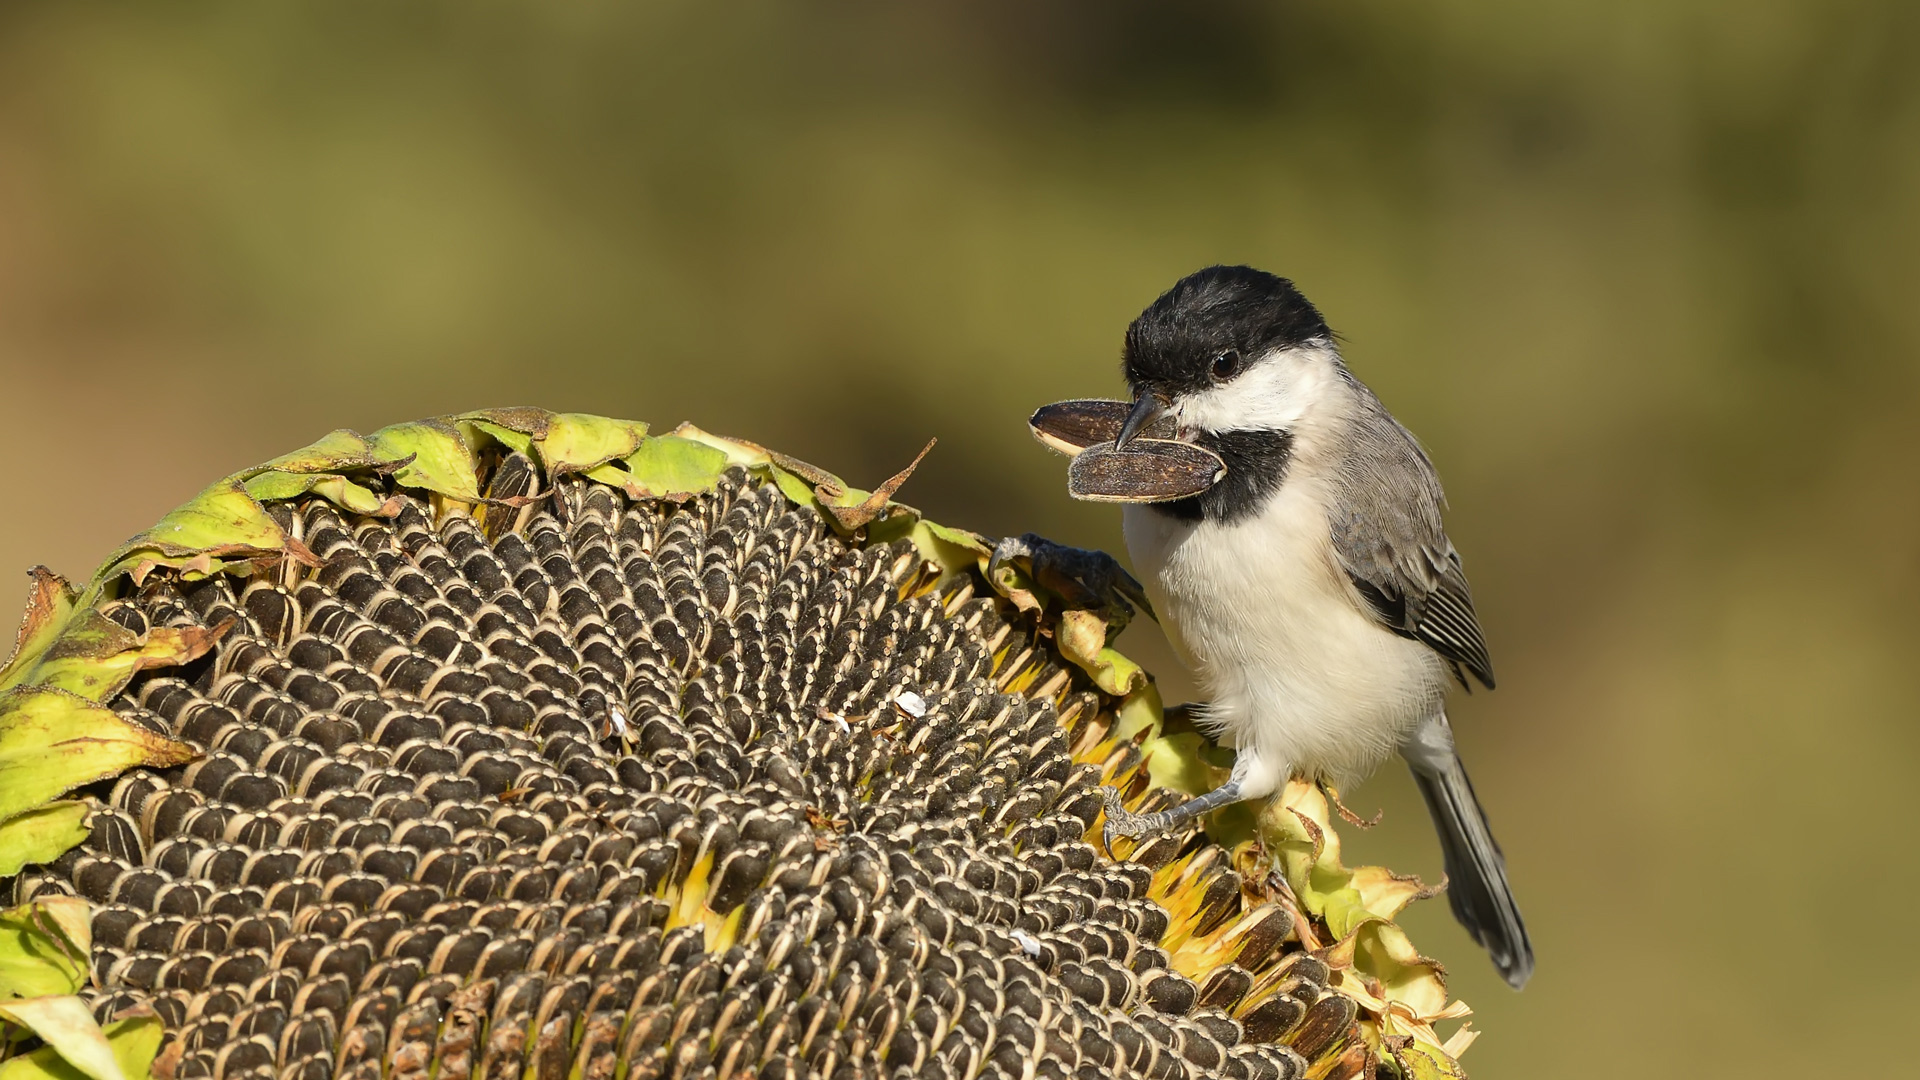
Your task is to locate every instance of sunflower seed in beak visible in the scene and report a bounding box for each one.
[1030,399,1179,455]
[1066,438,1226,503]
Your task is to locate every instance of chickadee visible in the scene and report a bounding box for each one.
[1039,266,1534,988]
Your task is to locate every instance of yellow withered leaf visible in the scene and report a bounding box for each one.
[0,688,197,824]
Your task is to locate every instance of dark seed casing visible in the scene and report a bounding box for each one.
[1027,400,1178,456]
[1065,441,1227,504]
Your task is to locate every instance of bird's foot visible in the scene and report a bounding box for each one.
[1099,786,1175,852]
[1098,778,1248,854]
[989,533,1154,626]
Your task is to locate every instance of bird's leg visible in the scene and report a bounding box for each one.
[988,532,1154,626]
[1100,747,1281,851]
[1100,781,1246,851]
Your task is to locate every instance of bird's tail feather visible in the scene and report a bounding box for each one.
[1403,717,1534,988]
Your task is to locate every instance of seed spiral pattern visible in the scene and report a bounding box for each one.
[8,461,1347,1080]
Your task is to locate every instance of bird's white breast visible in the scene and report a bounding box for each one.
[1123,476,1449,789]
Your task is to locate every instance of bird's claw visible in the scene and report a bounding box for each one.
[989,533,1155,626]
[1098,785,1168,853]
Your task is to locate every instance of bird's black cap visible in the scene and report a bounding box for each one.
[1123,266,1331,396]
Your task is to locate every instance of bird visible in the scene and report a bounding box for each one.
[1084,265,1534,988]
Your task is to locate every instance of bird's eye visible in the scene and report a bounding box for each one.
[1210,349,1242,382]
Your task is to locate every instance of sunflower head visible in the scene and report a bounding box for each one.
[0,410,1476,1080]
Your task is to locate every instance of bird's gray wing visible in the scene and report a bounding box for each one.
[1328,393,1495,689]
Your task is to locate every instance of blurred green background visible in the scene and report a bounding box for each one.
[3,2,1916,1075]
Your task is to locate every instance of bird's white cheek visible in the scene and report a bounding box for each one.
[1173,346,1339,434]
[1178,380,1303,434]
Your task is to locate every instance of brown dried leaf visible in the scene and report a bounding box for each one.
[818,438,937,531]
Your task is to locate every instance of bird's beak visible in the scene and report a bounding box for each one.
[1113,394,1169,450]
